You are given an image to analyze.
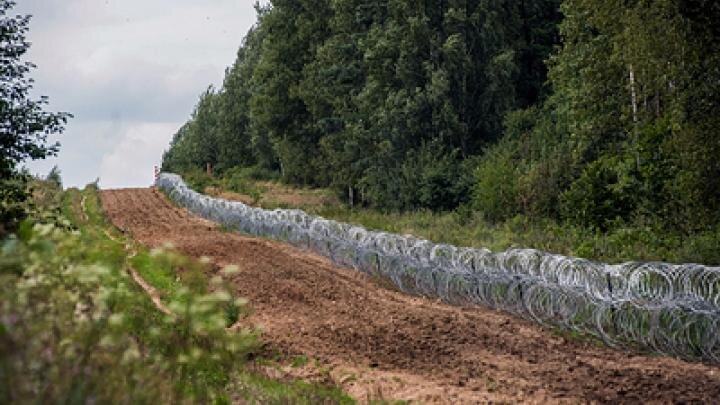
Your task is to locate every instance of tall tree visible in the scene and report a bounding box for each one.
[163,0,562,211]
[249,0,333,184]
[541,0,720,230]
[1,0,70,233]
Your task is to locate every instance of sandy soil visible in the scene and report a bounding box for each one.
[100,188,720,403]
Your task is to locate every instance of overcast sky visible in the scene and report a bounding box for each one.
[17,0,260,189]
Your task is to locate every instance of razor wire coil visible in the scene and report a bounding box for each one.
[158,173,720,364]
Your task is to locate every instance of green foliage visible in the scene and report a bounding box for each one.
[222,167,269,197]
[162,0,720,263]
[0,1,69,177]
[560,156,636,230]
[362,143,473,211]
[0,207,255,402]
[46,165,62,188]
[0,0,70,237]
[473,105,571,222]
[231,165,280,182]
[0,174,29,236]
[0,183,353,403]
[162,0,562,211]
[181,166,216,192]
[310,200,720,265]
[473,137,520,222]
[472,0,720,240]
[547,0,720,232]
[0,1,70,233]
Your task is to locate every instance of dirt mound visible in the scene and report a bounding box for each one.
[101,188,720,403]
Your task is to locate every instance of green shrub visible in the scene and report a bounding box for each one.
[560,156,637,230]
[472,106,571,223]
[0,175,29,237]
[182,167,217,192]
[473,137,520,222]
[233,165,280,182]
[220,167,267,196]
[0,182,268,403]
[360,143,474,212]
[0,219,258,403]
[0,185,355,403]
[46,166,63,188]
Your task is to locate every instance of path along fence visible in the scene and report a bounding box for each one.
[157,173,720,364]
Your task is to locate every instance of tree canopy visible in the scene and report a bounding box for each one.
[163,0,562,210]
[163,0,720,234]
[0,0,70,232]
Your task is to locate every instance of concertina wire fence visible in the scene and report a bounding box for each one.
[157,173,720,364]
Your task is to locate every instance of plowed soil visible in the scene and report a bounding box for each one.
[101,188,720,403]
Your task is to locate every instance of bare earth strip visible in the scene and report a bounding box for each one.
[100,188,720,403]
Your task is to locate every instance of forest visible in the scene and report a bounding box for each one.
[3,1,720,401]
[162,0,720,258]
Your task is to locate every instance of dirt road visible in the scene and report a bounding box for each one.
[101,188,720,403]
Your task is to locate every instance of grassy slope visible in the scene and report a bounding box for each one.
[186,170,720,265]
[0,181,352,404]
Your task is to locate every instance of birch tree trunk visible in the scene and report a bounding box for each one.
[629,64,638,123]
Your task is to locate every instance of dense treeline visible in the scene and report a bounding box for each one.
[478,0,720,233]
[163,0,563,210]
[163,0,720,236]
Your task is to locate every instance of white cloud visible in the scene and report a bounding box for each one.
[14,0,259,188]
[99,122,178,189]
[23,121,123,187]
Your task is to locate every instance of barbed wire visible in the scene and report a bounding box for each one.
[158,173,720,364]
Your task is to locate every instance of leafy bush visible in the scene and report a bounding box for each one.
[362,143,474,211]
[0,219,257,403]
[560,156,636,230]
[230,165,280,182]
[472,106,572,223]
[46,166,63,188]
[473,137,520,222]
[0,184,353,403]
[220,167,268,198]
[182,167,217,193]
[0,174,29,237]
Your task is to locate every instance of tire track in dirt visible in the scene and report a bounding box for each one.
[100,188,720,403]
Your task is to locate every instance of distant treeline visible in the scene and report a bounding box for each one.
[162,0,720,233]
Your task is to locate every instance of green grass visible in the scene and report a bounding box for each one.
[303,206,720,265]
[0,180,354,404]
[234,372,353,405]
[291,355,310,368]
[182,169,720,265]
